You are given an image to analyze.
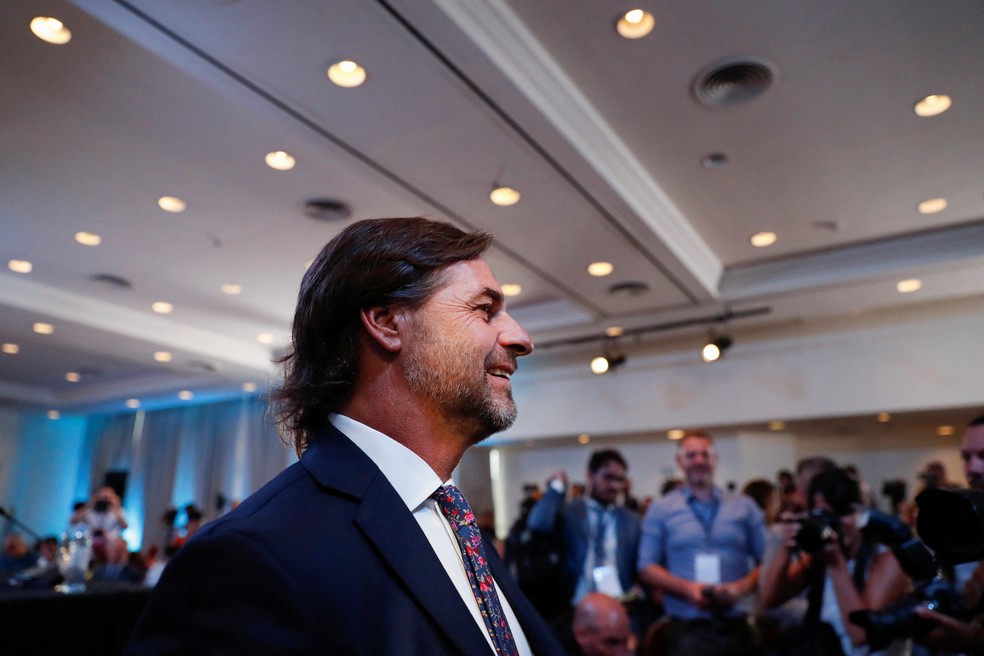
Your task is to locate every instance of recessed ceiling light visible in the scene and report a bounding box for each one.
[577,434,591,445]
[750,231,777,247]
[501,283,522,297]
[242,382,257,393]
[937,425,956,437]
[153,351,173,363]
[616,9,655,39]
[587,261,614,277]
[914,94,951,117]
[8,259,32,273]
[257,332,276,344]
[152,301,174,314]
[896,279,922,293]
[125,398,140,409]
[917,198,947,214]
[489,186,521,206]
[33,322,54,335]
[30,17,72,45]
[220,283,242,295]
[178,390,194,401]
[265,150,296,171]
[667,429,685,440]
[877,412,891,423]
[158,196,187,213]
[2,343,20,355]
[327,60,367,88]
[75,231,102,246]
[701,153,729,168]
[605,326,624,338]
[47,410,61,420]
[65,372,80,383]
[768,421,786,431]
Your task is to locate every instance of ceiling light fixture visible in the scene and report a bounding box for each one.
[588,261,614,277]
[489,185,521,206]
[937,425,956,437]
[918,198,947,214]
[125,398,140,409]
[2,343,20,355]
[667,429,685,440]
[75,231,102,246]
[220,283,242,295]
[158,196,187,213]
[178,390,194,401]
[33,322,54,335]
[153,351,173,363]
[501,283,522,297]
[605,326,624,338]
[616,9,655,39]
[65,372,80,383]
[242,382,257,393]
[8,259,32,273]
[914,94,952,117]
[265,150,296,171]
[768,421,786,431]
[30,17,72,45]
[152,301,173,314]
[327,60,367,88]
[896,279,922,294]
[257,332,276,345]
[877,412,891,423]
[578,434,591,445]
[591,338,626,375]
[47,410,61,420]
[700,334,733,363]
[750,231,777,247]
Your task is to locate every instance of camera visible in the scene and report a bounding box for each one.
[847,505,969,650]
[793,508,840,553]
[93,499,110,513]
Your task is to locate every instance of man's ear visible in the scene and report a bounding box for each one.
[359,305,404,353]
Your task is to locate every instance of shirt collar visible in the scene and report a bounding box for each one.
[683,485,721,503]
[330,414,445,512]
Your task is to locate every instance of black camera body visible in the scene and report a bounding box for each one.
[847,508,968,650]
[794,508,840,553]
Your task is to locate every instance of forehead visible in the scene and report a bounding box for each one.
[435,259,499,295]
[592,460,626,476]
[964,425,984,451]
[679,436,713,453]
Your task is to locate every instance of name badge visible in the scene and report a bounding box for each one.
[694,552,721,585]
[592,565,625,598]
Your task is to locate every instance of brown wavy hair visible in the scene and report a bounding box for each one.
[272,217,493,455]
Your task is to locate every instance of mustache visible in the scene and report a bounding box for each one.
[485,352,518,371]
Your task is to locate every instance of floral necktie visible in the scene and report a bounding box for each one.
[432,485,519,656]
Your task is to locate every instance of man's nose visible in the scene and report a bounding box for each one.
[499,312,533,356]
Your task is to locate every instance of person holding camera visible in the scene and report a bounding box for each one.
[759,467,911,655]
[70,486,128,538]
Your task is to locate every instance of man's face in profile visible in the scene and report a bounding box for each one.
[962,424,984,491]
[402,259,532,441]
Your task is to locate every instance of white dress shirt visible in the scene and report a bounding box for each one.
[331,414,532,656]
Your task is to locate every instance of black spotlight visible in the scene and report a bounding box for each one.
[700,335,733,363]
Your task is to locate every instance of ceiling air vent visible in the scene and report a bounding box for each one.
[91,273,133,289]
[693,59,776,108]
[303,198,351,222]
[608,280,650,296]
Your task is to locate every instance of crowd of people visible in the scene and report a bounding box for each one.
[504,417,984,655]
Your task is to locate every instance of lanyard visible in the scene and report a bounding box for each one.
[687,494,719,537]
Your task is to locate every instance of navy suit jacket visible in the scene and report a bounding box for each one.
[526,488,641,602]
[126,425,564,655]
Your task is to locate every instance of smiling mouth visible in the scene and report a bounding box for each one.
[487,368,512,380]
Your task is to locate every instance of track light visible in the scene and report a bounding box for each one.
[700,335,732,363]
[590,340,627,374]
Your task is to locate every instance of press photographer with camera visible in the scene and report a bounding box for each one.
[759,467,911,655]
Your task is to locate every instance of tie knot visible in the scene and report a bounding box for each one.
[431,485,476,528]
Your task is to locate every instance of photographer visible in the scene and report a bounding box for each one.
[760,468,911,655]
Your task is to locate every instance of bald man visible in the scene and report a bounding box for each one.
[571,593,635,656]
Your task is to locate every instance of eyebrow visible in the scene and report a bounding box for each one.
[474,287,504,305]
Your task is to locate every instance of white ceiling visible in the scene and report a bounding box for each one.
[1,0,983,417]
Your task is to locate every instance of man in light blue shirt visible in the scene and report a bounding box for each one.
[638,432,766,654]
